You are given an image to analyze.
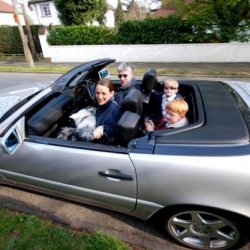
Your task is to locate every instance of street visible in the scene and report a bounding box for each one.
[0,72,60,89]
[1,72,250,88]
[0,72,250,250]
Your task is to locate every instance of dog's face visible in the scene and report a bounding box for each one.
[70,109,91,125]
[57,127,75,140]
[70,108,96,129]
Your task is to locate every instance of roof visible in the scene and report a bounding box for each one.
[28,0,114,10]
[152,7,177,17]
[0,0,14,13]
[152,0,193,17]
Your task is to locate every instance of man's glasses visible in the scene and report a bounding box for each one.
[164,86,177,90]
[118,74,128,78]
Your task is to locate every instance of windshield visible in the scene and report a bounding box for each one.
[0,96,22,119]
[0,90,42,123]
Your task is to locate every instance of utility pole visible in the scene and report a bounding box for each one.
[21,3,38,61]
[12,0,34,67]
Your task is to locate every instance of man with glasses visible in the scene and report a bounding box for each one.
[115,62,138,105]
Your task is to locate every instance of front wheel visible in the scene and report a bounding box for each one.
[164,208,248,250]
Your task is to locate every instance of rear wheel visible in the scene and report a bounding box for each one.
[164,208,248,250]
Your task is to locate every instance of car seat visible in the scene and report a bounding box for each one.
[141,68,157,103]
[116,88,143,145]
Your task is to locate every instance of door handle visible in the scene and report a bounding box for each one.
[98,169,133,181]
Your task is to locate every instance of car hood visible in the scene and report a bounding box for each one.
[0,81,52,119]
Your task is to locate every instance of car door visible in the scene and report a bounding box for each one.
[0,118,137,213]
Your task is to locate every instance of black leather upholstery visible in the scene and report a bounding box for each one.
[141,68,157,103]
[116,111,141,144]
[120,88,143,114]
[28,93,72,136]
[116,88,143,145]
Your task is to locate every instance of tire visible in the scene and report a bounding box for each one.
[164,207,248,250]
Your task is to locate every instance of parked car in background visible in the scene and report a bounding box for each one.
[1,58,250,250]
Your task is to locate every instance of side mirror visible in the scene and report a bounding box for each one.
[3,129,20,154]
[1,118,24,154]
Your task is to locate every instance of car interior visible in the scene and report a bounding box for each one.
[25,67,199,148]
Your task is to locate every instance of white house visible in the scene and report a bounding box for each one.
[27,0,61,26]
[0,0,16,25]
[1,0,118,27]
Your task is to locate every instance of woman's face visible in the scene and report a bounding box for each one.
[95,84,114,106]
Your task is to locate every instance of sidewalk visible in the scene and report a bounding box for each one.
[1,61,250,77]
[114,62,250,77]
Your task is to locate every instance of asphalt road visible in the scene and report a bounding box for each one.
[0,72,250,249]
[0,72,250,89]
[0,72,60,89]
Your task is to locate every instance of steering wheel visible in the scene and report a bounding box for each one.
[86,79,96,104]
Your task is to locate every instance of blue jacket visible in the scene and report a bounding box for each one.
[96,99,121,143]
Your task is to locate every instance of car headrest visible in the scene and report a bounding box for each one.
[141,68,156,96]
[116,111,141,145]
[120,88,143,114]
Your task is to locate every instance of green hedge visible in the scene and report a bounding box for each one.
[47,16,205,45]
[0,25,42,54]
[116,16,194,44]
[47,25,116,45]
[1,16,247,51]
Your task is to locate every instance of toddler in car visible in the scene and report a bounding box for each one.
[145,98,189,132]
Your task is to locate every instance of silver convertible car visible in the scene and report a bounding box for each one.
[0,58,250,250]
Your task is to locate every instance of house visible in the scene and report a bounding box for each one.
[152,6,177,18]
[1,0,118,27]
[152,0,193,18]
[27,0,117,27]
[0,0,15,25]
[27,0,60,25]
[27,0,60,26]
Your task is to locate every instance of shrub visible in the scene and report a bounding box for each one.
[0,25,42,54]
[47,25,116,45]
[115,16,194,44]
[0,25,23,54]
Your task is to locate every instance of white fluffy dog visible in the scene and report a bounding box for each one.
[57,106,96,142]
[57,127,76,140]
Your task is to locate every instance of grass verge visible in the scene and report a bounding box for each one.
[0,64,250,78]
[0,208,130,250]
[0,65,70,74]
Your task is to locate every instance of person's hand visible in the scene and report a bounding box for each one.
[144,120,155,132]
[92,126,104,139]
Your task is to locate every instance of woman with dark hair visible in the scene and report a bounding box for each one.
[93,78,121,144]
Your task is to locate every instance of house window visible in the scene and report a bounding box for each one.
[40,3,51,17]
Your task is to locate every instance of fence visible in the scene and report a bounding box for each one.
[39,31,250,63]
